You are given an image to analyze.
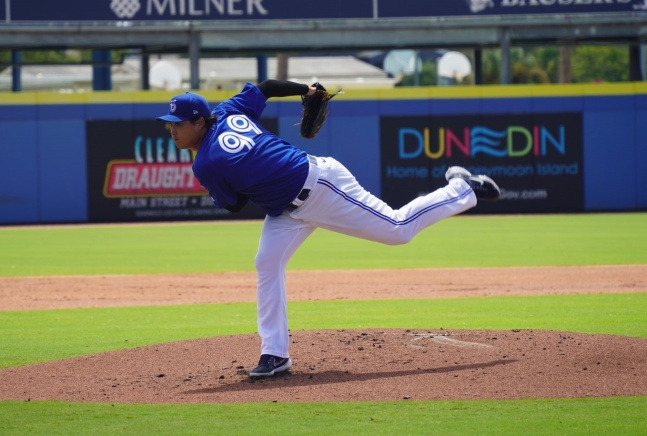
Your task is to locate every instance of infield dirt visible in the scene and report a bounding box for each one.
[1,265,646,403]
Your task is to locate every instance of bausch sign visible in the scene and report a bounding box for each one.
[4,0,644,22]
[469,0,645,14]
[380,0,646,17]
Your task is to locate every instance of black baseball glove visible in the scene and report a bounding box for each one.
[299,82,341,139]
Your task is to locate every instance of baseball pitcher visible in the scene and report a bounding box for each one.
[156,80,500,377]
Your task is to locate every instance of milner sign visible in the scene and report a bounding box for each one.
[2,0,644,22]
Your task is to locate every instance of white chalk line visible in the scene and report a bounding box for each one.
[408,333,495,350]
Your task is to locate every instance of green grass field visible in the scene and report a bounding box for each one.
[1,213,645,276]
[1,213,646,435]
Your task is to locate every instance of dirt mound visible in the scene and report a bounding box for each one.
[1,329,646,404]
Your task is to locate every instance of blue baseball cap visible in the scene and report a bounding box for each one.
[156,92,210,122]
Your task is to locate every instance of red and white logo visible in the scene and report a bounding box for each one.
[103,160,206,198]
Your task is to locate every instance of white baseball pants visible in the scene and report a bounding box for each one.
[254,156,477,358]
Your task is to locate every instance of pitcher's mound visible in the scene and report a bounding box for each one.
[1,329,646,403]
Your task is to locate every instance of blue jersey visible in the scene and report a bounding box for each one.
[192,83,310,217]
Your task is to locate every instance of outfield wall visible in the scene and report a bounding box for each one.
[0,83,645,224]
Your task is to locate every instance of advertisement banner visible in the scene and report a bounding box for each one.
[7,0,373,21]
[6,0,643,22]
[86,119,270,222]
[380,113,583,213]
[379,0,647,17]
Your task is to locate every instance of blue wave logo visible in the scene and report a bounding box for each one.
[471,126,508,157]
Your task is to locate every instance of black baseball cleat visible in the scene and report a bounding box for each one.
[445,166,501,201]
[249,354,292,377]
